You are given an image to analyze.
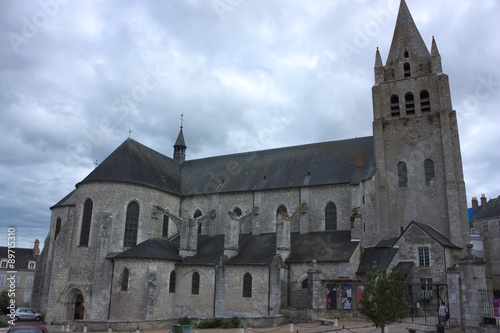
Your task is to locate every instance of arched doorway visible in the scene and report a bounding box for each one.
[74,294,84,320]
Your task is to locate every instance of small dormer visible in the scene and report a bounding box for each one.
[28,260,36,270]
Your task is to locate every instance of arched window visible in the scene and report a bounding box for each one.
[301,278,308,289]
[424,159,435,186]
[55,218,61,240]
[79,199,93,246]
[233,207,242,217]
[162,215,169,237]
[420,90,430,113]
[243,273,252,298]
[390,95,400,117]
[124,201,139,247]
[194,210,202,234]
[398,162,408,187]
[276,205,287,217]
[191,272,200,295]
[121,268,129,291]
[169,271,176,293]
[405,92,415,115]
[404,49,409,58]
[404,62,411,77]
[325,202,337,231]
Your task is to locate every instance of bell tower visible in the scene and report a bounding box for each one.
[173,115,187,163]
[372,0,469,248]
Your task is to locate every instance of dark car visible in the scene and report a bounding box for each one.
[13,307,43,321]
[0,306,15,315]
[7,326,49,333]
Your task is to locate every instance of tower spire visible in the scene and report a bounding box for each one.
[386,0,430,66]
[173,114,187,163]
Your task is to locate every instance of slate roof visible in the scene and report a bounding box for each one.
[287,230,358,263]
[0,247,38,270]
[77,138,182,195]
[113,238,182,261]
[395,261,414,274]
[51,189,77,210]
[54,135,376,207]
[406,221,461,249]
[174,128,186,148]
[356,247,399,274]
[180,234,227,266]
[471,195,500,221]
[181,136,375,195]
[110,231,359,266]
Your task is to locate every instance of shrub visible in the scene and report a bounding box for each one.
[196,317,240,329]
[178,316,191,325]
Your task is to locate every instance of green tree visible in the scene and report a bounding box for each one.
[0,290,9,309]
[360,266,408,332]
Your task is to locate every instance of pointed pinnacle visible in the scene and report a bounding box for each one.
[375,47,383,67]
[431,36,440,57]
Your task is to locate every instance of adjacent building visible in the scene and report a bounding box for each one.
[0,240,40,307]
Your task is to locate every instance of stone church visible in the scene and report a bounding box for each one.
[33,0,471,328]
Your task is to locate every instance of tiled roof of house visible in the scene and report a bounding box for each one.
[0,247,38,270]
[471,195,500,221]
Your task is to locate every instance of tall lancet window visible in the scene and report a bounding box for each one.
[405,92,415,115]
[194,209,202,234]
[398,162,408,187]
[420,90,431,113]
[80,199,93,246]
[404,62,411,77]
[424,159,435,186]
[325,202,337,231]
[124,201,139,247]
[390,95,400,117]
[276,205,287,217]
[191,272,200,295]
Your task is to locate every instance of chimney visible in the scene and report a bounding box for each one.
[480,194,487,211]
[33,239,40,255]
[472,197,479,215]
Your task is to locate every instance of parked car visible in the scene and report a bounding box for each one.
[7,326,49,333]
[13,307,43,322]
[1,306,15,315]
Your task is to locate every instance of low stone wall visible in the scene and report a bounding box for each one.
[71,316,288,332]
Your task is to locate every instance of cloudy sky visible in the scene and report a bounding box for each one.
[1,0,499,249]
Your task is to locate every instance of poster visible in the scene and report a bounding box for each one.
[494,297,499,317]
[356,284,364,309]
[327,283,336,309]
[342,283,352,309]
